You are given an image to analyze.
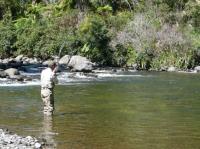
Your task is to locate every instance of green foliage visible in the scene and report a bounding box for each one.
[0,0,199,69]
[78,15,112,65]
[136,48,155,70]
[113,44,137,67]
[0,0,26,20]
[151,51,193,70]
[96,5,112,15]
[90,0,133,12]
[106,11,133,31]
[0,23,16,58]
[153,0,188,11]
[184,1,200,30]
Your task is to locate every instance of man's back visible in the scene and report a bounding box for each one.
[41,67,55,88]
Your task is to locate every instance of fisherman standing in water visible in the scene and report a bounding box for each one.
[41,61,58,115]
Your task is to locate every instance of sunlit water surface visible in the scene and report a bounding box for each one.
[0,72,200,149]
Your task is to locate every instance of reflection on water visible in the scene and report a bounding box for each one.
[41,115,57,149]
[0,72,200,149]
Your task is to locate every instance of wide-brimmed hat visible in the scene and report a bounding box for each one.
[48,60,56,68]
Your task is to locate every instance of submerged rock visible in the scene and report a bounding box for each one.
[9,75,24,81]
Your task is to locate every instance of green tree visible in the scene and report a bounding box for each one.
[0,23,16,58]
[0,0,27,20]
[78,15,112,65]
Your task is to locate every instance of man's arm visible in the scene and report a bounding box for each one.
[52,66,58,84]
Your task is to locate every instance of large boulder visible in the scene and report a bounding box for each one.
[15,55,24,62]
[42,60,53,66]
[2,58,9,64]
[59,55,71,65]
[4,68,20,77]
[28,57,41,64]
[21,56,29,64]
[194,66,200,72]
[68,55,94,72]
[167,66,176,72]
[4,68,27,81]
[0,70,7,78]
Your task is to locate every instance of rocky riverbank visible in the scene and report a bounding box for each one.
[0,55,95,82]
[0,129,44,149]
[0,54,200,84]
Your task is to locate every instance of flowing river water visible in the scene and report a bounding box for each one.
[0,71,200,149]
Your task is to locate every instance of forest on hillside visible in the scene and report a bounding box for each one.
[0,0,199,70]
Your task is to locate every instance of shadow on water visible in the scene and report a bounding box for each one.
[40,115,57,149]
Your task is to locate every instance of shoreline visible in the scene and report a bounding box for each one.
[0,55,200,85]
[0,128,44,149]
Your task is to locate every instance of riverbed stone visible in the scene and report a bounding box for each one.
[2,58,9,64]
[132,63,138,70]
[68,55,94,72]
[194,66,200,72]
[59,55,71,65]
[0,129,44,148]
[43,60,53,66]
[35,142,41,148]
[15,55,24,62]
[4,68,20,76]
[167,66,176,72]
[10,75,25,81]
[29,57,40,64]
[0,70,7,78]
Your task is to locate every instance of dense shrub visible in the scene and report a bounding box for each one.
[78,15,112,65]
[0,22,16,58]
[112,44,137,67]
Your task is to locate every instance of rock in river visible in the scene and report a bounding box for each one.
[59,55,71,65]
[68,55,94,72]
[194,66,200,72]
[4,68,20,77]
[0,70,7,78]
[167,66,176,72]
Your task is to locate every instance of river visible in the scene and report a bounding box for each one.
[0,71,200,149]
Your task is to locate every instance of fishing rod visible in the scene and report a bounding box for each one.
[55,41,65,60]
[52,41,66,72]
[53,40,78,71]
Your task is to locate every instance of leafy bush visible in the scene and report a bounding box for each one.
[112,44,137,67]
[135,48,155,70]
[184,1,200,30]
[106,11,133,32]
[78,15,112,65]
[0,23,16,58]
